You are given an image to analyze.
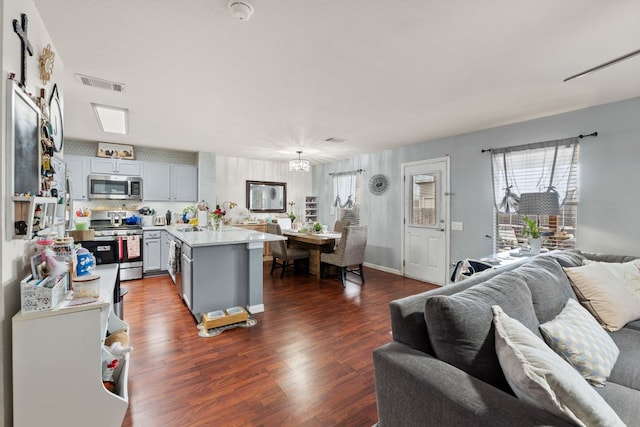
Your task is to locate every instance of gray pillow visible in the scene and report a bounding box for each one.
[514,256,576,323]
[541,249,585,268]
[424,271,540,393]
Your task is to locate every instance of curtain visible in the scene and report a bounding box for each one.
[332,173,357,214]
[491,137,579,213]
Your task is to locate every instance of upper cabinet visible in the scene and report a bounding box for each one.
[142,163,172,201]
[171,164,198,202]
[142,163,197,202]
[66,155,89,201]
[91,158,140,176]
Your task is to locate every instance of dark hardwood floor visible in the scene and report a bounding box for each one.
[121,262,437,427]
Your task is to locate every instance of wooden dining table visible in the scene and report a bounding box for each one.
[282,231,341,277]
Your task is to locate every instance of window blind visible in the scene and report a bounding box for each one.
[492,138,579,252]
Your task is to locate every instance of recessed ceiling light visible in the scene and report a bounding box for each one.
[91,103,129,135]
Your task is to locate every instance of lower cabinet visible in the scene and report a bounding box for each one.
[12,265,129,427]
[143,229,169,275]
[143,230,162,273]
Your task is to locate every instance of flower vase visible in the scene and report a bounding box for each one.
[213,217,221,231]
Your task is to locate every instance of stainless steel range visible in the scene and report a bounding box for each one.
[80,210,144,281]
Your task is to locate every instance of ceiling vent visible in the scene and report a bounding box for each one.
[75,74,125,93]
[324,137,347,143]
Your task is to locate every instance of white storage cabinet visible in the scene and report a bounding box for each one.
[66,155,89,200]
[12,265,129,427]
[142,162,197,202]
[143,229,162,273]
[305,196,318,223]
[91,158,140,175]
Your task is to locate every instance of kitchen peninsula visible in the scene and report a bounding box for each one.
[168,226,286,320]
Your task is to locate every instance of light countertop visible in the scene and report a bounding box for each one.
[167,225,286,247]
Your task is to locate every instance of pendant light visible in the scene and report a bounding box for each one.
[289,151,310,172]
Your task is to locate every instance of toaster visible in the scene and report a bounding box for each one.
[154,216,166,226]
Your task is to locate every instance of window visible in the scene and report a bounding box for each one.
[411,172,439,226]
[492,138,579,252]
[332,172,361,225]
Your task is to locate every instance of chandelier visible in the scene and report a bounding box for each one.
[289,151,310,172]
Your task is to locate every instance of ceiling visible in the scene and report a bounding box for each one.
[32,0,640,165]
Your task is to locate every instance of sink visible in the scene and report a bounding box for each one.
[177,226,203,232]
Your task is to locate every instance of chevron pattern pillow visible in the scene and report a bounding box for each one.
[540,298,619,386]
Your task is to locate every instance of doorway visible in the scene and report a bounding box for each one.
[402,157,450,285]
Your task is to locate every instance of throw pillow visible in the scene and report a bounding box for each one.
[564,263,640,331]
[514,256,577,323]
[540,299,619,386]
[585,259,640,299]
[424,272,540,393]
[492,305,625,427]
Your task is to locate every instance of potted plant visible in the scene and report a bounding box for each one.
[522,216,542,253]
[288,201,296,222]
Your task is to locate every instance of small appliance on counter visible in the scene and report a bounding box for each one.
[154,216,166,226]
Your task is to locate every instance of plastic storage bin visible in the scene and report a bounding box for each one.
[20,273,68,312]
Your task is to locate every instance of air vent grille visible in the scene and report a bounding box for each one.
[75,74,125,92]
[324,137,347,143]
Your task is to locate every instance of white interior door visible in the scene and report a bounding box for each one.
[402,158,449,285]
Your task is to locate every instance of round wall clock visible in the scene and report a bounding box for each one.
[48,84,63,152]
[369,174,389,195]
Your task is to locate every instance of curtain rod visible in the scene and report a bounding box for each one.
[328,168,364,176]
[481,132,598,153]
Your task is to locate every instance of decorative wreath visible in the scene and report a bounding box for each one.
[368,174,389,195]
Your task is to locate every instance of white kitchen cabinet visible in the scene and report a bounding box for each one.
[66,155,89,200]
[171,164,198,202]
[12,265,129,427]
[91,158,140,176]
[142,162,198,202]
[142,162,172,201]
[143,229,162,273]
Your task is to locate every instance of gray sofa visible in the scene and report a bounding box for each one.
[373,251,640,426]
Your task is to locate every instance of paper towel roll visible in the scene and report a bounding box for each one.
[197,211,208,227]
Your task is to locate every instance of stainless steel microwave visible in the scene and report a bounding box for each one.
[88,174,143,200]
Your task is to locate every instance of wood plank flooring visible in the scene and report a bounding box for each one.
[121,263,437,427]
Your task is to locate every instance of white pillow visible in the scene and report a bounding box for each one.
[492,305,625,427]
[564,263,640,331]
[540,299,619,386]
[584,259,640,299]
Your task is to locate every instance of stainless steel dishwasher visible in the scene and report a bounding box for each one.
[181,243,193,310]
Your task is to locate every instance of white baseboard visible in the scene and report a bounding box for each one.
[363,262,403,276]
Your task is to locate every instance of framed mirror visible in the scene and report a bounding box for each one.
[246,180,287,213]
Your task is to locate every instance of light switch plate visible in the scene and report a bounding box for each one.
[451,221,463,231]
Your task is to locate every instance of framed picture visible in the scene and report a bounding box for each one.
[97,142,135,160]
[7,80,41,196]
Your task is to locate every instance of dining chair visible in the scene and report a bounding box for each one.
[333,220,350,233]
[320,225,367,287]
[266,223,310,278]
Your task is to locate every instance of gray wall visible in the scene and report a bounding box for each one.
[313,96,640,272]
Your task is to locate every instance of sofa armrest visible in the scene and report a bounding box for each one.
[373,342,572,427]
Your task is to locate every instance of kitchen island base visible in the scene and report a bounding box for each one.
[172,226,277,320]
